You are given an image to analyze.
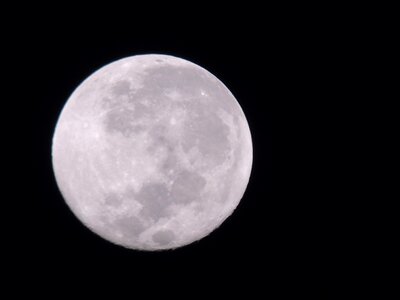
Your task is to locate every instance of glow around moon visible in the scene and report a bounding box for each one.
[52,54,252,250]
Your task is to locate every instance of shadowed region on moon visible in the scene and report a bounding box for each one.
[135,168,207,221]
[113,215,145,238]
[136,183,172,221]
[160,153,180,174]
[180,101,230,165]
[111,80,131,96]
[170,170,206,203]
[104,107,137,138]
[152,230,175,246]
[52,54,253,250]
[102,66,232,167]
[127,65,218,102]
[104,193,123,207]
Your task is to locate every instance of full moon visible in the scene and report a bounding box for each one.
[52,54,252,250]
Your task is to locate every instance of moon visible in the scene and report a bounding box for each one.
[52,54,252,250]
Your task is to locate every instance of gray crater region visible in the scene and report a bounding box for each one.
[52,54,253,250]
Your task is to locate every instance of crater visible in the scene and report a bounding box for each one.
[152,230,175,245]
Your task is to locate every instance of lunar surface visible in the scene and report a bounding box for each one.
[52,54,252,250]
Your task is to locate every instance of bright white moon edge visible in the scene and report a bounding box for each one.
[52,54,253,251]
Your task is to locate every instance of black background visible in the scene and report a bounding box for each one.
[6,6,347,297]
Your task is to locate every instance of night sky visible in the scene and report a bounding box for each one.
[6,7,345,297]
